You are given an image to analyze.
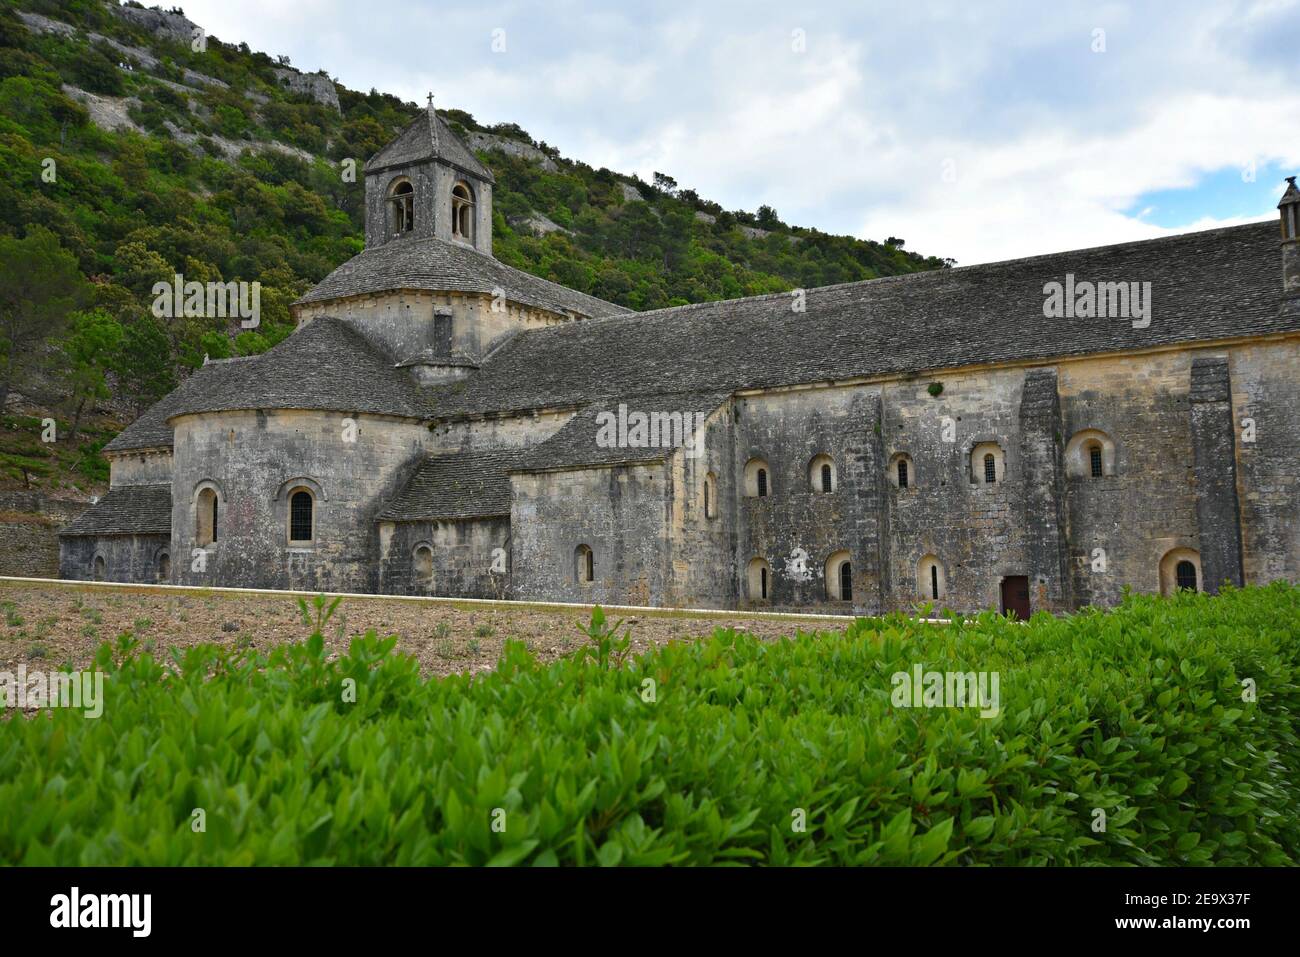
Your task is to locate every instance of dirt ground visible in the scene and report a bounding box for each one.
[0,581,851,678]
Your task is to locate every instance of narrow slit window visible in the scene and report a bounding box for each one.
[840,561,852,602]
[930,564,939,599]
[984,453,997,484]
[897,460,909,488]
[821,463,833,493]
[1089,445,1103,478]
[757,468,768,497]
[760,566,769,600]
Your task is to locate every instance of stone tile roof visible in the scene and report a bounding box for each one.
[430,221,1293,418]
[378,447,529,521]
[109,221,1294,456]
[59,484,172,537]
[511,392,731,472]
[365,106,495,183]
[102,365,225,453]
[163,317,425,421]
[295,234,631,319]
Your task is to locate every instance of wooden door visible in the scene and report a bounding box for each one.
[1001,576,1031,620]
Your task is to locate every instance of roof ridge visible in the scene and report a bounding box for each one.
[486,219,1280,341]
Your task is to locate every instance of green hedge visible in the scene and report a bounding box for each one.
[2,584,1298,865]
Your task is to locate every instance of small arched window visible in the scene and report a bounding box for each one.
[970,442,1004,485]
[414,545,434,587]
[757,468,768,497]
[389,179,414,235]
[1066,430,1116,479]
[743,457,771,498]
[808,454,836,493]
[825,550,852,601]
[1159,547,1202,596]
[157,551,171,582]
[92,555,106,582]
[747,557,772,601]
[196,486,218,546]
[890,452,915,490]
[917,554,945,601]
[704,472,717,519]
[452,182,474,241]
[575,544,594,583]
[289,488,314,544]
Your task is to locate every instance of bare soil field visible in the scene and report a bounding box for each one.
[0,580,852,677]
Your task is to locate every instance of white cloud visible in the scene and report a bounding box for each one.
[169,0,1299,265]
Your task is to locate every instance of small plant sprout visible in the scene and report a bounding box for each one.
[577,606,631,670]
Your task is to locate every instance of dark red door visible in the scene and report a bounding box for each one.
[1001,576,1031,620]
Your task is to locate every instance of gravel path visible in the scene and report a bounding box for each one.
[0,581,851,678]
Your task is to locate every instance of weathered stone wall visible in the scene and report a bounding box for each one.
[0,492,85,578]
[108,449,174,487]
[378,518,510,598]
[295,290,574,368]
[663,403,735,607]
[1058,351,1200,605]
[432,408,574,451]
[169,409,429,592]
[510,464,668,605]
[1190,355,1245,593]
[58,533,169,583]
[364,162,493,255]
[1019,368,1072,612]
[877,370,1025,615]
[1230,339,1300,586]
[732,387,887,613]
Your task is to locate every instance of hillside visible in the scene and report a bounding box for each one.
[0,0,952,499]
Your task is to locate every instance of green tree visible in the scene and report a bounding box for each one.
[113,315,176,416]
[60,309,125,442]
[0,226,89,409]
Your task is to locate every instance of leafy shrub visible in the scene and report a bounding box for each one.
[1,584,1297,865]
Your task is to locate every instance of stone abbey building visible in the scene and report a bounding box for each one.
[60,103,1300,616]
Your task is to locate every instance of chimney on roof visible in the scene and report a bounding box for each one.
[1280,175,1300,295]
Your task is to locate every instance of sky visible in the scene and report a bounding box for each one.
[172,0,1299,266]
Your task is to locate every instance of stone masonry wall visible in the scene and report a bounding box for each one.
[1229,339,1300,587]
[295,290,574,369]
[58,533,169,583]
[663,403,735,608]
[1058,351,1200,605]
[732,387,887,614]
[0,491,86,579]
[510,464,668,606]
[169,409,429,592]
[1190,355,1245,592]
[378,517,510,598]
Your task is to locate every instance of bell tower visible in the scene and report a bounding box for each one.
[362,94,495,255]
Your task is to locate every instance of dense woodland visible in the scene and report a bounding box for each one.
[0,0,950,493]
